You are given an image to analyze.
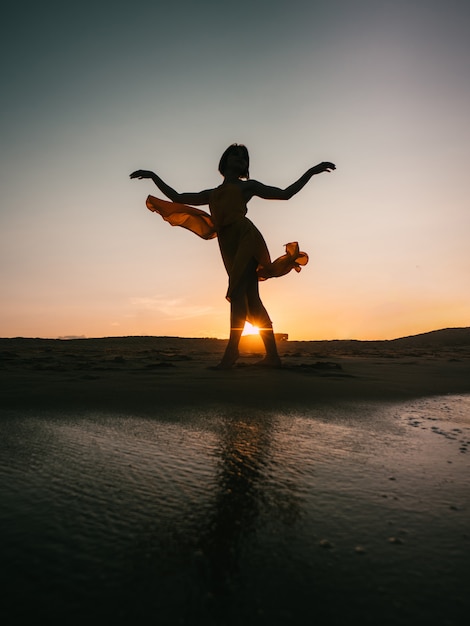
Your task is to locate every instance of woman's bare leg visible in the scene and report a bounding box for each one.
[245,266,282,367]
[257,328,282,367]
[215,294,246,369]
[216,259,282,369]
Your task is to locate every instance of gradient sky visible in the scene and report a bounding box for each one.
[1,0,469,340]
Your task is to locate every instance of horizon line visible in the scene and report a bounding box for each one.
[1,326,469,343]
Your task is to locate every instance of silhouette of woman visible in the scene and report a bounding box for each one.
[130,144,335,369]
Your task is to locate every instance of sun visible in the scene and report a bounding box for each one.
[242,322,260,336]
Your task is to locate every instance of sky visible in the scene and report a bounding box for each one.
[1,0,469,340]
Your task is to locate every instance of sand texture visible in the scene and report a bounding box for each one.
[2,328,470,411]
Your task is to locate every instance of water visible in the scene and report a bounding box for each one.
[1,396,469,625]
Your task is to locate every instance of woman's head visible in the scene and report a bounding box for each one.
[218,144,250,179]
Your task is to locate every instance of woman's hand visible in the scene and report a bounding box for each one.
[312,162,336,174]
[130,170,155,180]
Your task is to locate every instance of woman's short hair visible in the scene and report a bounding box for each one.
[218,144,250,179]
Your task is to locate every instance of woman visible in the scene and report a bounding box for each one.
[130,144,335,368]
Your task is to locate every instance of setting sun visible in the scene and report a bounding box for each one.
[242,322,260,336]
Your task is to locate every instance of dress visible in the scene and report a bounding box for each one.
[145,183,308,300]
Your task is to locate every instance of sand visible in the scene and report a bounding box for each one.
[1,331,470,625]
[2,330,470,410]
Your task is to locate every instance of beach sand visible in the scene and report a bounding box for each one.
[1,331,470,625]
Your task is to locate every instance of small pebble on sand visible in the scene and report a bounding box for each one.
[388,537,404,544]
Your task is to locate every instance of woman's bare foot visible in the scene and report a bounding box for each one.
[212,347,239,370]
[254,355,282,368]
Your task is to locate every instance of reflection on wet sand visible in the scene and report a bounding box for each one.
[1,396,469,625]
[199,414,300,603]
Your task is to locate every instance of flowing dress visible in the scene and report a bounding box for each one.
[145,183,308,300]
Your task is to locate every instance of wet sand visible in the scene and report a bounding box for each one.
[1,332,470,625]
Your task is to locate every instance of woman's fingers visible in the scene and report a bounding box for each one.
[130,170,148,179]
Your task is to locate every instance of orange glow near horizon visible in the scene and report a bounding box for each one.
[1,299,470,341]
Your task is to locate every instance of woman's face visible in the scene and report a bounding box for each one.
[226,148,248,177]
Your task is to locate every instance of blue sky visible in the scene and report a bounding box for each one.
[1,0,469,339]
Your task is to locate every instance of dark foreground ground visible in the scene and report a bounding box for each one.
[1,332,469,625]
[1,330,470,411]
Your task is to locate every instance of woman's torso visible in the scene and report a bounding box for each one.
[208,183,248,229]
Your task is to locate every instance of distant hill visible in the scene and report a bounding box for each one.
[389,327,470,348]
[316,327,470,351]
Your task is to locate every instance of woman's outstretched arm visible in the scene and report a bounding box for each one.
[130,170,211,205]
[246,162,336,201]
